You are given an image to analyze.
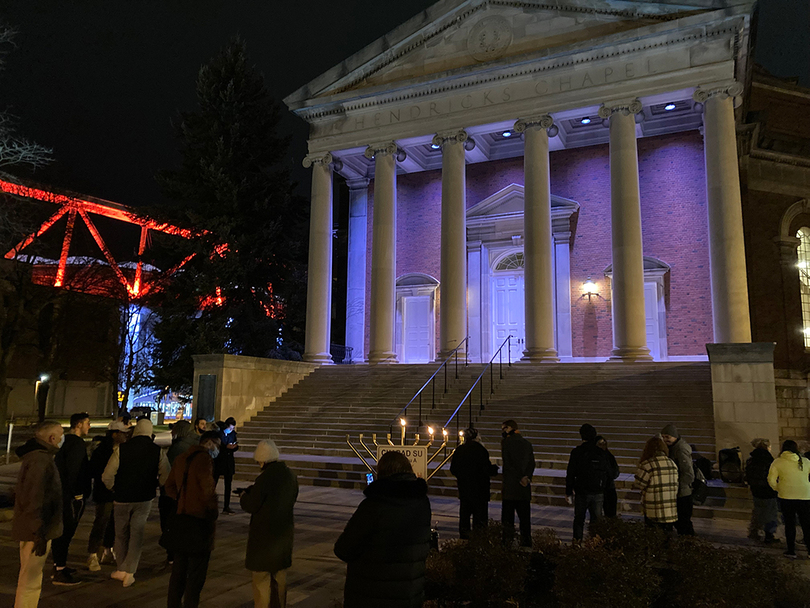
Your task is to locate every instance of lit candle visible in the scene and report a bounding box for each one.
[400,418,407,446]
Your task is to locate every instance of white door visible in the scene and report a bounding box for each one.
[403,296,432,363]
[491,274,525,362]
[644,282,660,361]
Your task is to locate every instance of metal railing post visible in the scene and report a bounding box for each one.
[508,335,512,367]
[455,350,458,379]
[444,362,448,394]
[432,378,435,410]
[499,348,503,379]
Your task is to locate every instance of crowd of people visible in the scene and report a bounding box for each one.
[10,411,810,608]
[10,413,298,608]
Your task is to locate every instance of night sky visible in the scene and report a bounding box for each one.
[1,0,807,208]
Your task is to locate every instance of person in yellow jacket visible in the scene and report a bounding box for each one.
[768,440,810,558]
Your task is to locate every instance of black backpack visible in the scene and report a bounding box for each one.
[583,447,610,494]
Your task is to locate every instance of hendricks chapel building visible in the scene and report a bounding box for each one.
[285,0,756,367]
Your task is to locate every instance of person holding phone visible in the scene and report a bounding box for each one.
[214,418,238,515]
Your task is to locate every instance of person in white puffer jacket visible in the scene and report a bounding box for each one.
[768,439,810,559]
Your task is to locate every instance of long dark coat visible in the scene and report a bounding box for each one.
[501,432,536,501]
[334,473,432,608]
[450,439,498,502]
[240,460,298,573]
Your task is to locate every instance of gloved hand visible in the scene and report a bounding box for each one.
[34,536,48,557]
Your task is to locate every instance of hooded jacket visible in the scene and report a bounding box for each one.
[768,451,810,500]
[167,420,199,466]
[745,447,778,499]
[12,438,63,542]
[334,473,432,608]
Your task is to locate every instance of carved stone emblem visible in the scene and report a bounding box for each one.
[467,16,513,62]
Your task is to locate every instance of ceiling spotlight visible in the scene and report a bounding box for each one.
[502,131,512,138]
[664,103,677,111]
[431,143,441,150]
[580,117,591,125]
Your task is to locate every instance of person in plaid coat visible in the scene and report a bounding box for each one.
[635,437,679,531]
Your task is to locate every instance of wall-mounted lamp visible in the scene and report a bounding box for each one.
[582,277,599,301]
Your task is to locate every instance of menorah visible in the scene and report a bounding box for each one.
[346,419,465,481]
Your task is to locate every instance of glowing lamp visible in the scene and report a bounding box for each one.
[427,426,434,436]
[582,277,598,301]
[39,374,49,382]
[442,428,448,437]
[664,103,677,111]
[502,131,512,138]
[431,143,441,150]
[580,117,591,125]
[400,418,407,427]
[459,430,465,437]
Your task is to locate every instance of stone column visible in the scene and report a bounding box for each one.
[515,115,559,362]
[365,143,400,364]
[302,152,337,363]
[694,83,752,344]
[345,178,369,363]
[598,99,652,362]
[434,130,472,359]
[554,231,573,358]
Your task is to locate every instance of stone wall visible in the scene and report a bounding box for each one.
[775,369,810,444]
[6,378,113,420]
[192,355,318,425]
[363,130,712,359]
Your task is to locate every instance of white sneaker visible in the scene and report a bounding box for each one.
[87,553,100,572]
[110,570,126,581]
[122,573,135,588]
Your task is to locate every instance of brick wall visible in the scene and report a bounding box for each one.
[362,130,712,359]
[775,369,810,444]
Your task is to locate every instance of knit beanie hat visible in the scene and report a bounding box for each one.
[579,423,597,441]
[133,418,153,437]
[661,424,679,438]
[253,439,280,464]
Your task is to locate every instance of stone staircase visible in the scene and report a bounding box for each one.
[234,362,751,520]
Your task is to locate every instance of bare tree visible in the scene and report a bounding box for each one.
[0,22,54,425]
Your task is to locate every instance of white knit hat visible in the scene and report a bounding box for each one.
[132,418,153,437]
[253,439,280,464]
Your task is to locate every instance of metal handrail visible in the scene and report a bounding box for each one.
[389,336,469,435]
[443,335,513,436]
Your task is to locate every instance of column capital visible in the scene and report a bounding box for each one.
[514,114,559,138]
[346,178,370,191]
[364,141,404,160]
[598,98,643,119]
[432,129,475,150]
[302,152,342,171]
[693,81,744,103]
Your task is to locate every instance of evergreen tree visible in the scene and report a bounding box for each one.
[148,38,307,393]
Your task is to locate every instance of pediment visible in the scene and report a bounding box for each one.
[286,0,752,109]
[466,183,580,219]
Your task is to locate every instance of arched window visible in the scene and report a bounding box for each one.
[494,252,524,271]
[797,227,810,347]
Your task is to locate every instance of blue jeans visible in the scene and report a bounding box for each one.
[114,500,153,574]
[573,492,603,541]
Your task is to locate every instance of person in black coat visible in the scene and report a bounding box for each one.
[52,412,91,585]
[450,427,498,538]
[335,451,432,608]
[214,417,238,514]
[565,424,612,542]
[86,421,128,570]
[240,439,298,608]
[745,437,779,543]
[595,435,621,517]
[500,419,535,547]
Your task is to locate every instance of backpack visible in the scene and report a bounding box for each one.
[719,447,743,483]
[583,447,610,494]
[691,462,708,505]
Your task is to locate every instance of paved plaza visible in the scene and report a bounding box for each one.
[0,477,802,608]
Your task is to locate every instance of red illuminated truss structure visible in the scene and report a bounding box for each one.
[1,179,195,299]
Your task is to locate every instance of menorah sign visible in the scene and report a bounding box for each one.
[346,420,464,481]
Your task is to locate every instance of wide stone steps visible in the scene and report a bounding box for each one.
[232,455,749,520]
[233,361,743,517]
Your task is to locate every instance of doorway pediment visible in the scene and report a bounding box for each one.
[466,183,580,221]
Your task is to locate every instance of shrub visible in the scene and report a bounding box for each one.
[553,537,660,608]
[588,517,668,566]
[424,522,528,607]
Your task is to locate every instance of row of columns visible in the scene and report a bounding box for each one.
[303,82,751,364]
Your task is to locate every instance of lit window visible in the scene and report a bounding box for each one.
[495,252,525,271]
[798,227,810,347]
